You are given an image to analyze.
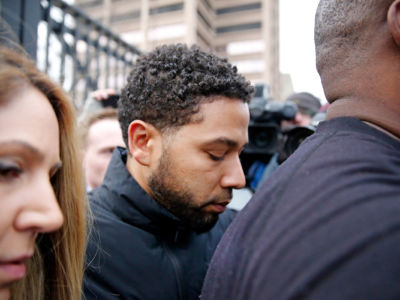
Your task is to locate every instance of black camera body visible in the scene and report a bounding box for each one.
[246,98,298,155]
[240,96,315,178]
[101,94,120,108]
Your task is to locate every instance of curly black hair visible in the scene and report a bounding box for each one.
[118,43,254,148]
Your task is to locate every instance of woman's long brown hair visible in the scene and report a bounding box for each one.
[0,46,87,300]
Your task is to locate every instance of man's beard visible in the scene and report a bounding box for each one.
[148,150,232,233]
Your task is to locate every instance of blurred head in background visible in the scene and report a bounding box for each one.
[282,92,322,128]
[80,108,124,190]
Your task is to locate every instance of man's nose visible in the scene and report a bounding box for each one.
[220,155,246,190]
[14,176,64,233]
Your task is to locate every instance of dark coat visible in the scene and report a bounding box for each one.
[84,148,236,300]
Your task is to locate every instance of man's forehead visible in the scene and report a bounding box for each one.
[186,96,241,124]
[166,96,249,145]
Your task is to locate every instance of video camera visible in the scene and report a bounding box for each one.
[240,87,315,180]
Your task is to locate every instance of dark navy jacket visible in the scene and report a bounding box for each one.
[84,147,236,300]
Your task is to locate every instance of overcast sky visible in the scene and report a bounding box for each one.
[279,0,326,103]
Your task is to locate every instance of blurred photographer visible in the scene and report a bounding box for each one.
[78,88,119,122]
[79,90,124,191]
[281,92,322,128]
[246,91,321,191]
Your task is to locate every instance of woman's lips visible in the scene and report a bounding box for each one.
[0,262,26,280]
[0,255,31,281]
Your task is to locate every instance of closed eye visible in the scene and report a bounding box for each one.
[208,153,224,161]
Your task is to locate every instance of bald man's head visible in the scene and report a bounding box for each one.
[315,0,393,77]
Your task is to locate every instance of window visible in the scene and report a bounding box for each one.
[77,0,102,9]
[216,3,261,15]
[216,22,261,34]
[111,11,140,23]
[149,3,183,15]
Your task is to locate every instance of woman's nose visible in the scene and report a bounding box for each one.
[14,176,64,233]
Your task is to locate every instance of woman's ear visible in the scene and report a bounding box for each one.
[127,120,158,166]
[388,0,400,47]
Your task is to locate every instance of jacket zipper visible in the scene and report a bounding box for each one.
[163,239,184,300]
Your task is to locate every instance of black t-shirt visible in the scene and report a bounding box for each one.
[201,117,400,300]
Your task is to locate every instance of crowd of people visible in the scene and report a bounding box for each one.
[1,0,400,299]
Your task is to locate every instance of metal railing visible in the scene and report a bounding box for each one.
[1,0,141,109]
[40,0,141,108]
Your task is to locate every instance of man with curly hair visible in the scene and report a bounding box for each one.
[84,44,254,299]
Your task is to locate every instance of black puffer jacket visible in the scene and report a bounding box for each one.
[84,147,237,300]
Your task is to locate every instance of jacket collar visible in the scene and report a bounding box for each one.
[102,147,188,234]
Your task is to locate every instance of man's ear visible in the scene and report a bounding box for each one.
[127,120,158,166]
[388,0,400,47]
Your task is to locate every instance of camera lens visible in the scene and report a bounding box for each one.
[253,128,277,148]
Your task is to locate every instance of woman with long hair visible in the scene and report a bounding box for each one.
[0,46,86,300]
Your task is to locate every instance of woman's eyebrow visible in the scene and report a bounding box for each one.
[0,140,44,161]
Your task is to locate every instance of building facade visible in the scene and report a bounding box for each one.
[75,0,285,100]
